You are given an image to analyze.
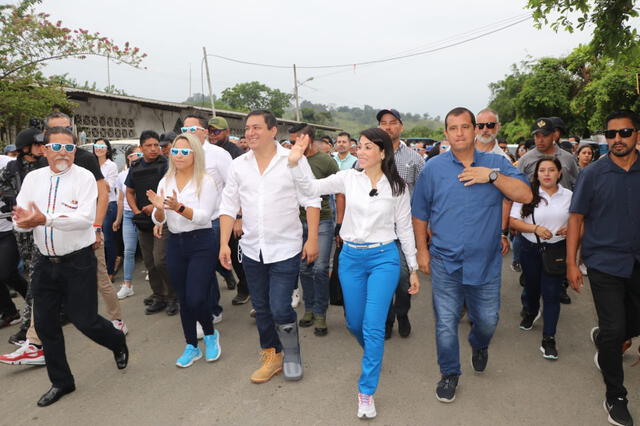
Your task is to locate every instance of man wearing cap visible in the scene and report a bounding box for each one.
[208,117,244,159]
[3,145,19,158]
[377,108,425,339]
[13,126,128,407]
[159,132,175,157]
[317,136,333,154]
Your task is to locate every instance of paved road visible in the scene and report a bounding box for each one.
[1,254,638,426]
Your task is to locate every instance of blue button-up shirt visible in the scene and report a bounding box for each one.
[412,150,528,286]
[569,152,640,278]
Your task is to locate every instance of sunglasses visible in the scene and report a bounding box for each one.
[476,122,497,129]
[181,126,205,133]
[170,148,193,156]
[46,143,76,153]
[128,152,143,159]
[603,128,636,139]
[94,144,107,149]
[208,127,224,135]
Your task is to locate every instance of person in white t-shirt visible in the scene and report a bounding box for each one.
[94,138,119,279]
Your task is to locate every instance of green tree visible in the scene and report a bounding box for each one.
[403,125,444,140]
[526,0,639,58]
[220,81,292,117]
[182,92,232,111]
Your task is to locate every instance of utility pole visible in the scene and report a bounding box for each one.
[106,52,111,89]
[189,63,192,98]
[293,64,300,121]
[202,47,216,117]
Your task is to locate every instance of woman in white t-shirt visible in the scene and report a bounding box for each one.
[113,145,142,299]
[509,157,572,361]
[94,138,120,279]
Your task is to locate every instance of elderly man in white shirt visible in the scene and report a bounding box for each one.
[219,110,321,384]
[13,127,128,407]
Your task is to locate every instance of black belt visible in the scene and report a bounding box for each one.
[43,246,92,264]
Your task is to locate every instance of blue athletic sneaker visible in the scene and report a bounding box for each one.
[176,344,202,368]
[204,330,221,362]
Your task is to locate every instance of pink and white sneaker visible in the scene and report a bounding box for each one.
[0,340,45,365]
[357,392,376,419]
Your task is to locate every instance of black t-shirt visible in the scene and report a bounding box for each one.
[38,148,104,181]
[215,140,243,159]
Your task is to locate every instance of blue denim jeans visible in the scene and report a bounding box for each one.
[102,201,118,275]
[300,219,334,316]
[167,228,217,346]
[209,219,223,317]
[519,237,562,336]
[430,256,501,376]
[339,241,400,395]
[242,252,300,352]
[122,210,138,282]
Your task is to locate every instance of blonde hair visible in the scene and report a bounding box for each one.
[165,133,206,196]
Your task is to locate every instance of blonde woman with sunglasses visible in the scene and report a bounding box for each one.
[147,133,221,368]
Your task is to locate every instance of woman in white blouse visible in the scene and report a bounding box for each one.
[147,133,221,368]
[288,127,419,420]
[94,138,119,280]
[509,157,572,361]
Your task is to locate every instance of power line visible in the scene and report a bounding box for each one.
[207,13,532,70]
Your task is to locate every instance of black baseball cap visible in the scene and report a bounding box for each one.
[159,131,177,146]
[376,108,402,123]
[549,116,566,135]
[531,118,554,136]
[15,128,44,150]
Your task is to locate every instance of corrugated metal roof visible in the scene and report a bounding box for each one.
[63,88,342,132]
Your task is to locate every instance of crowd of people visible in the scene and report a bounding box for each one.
[0,106,638,425]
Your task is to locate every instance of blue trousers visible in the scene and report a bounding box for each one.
[242,253,300,352]
[430,257,501,376]
[300,219,334,316]
[167,228,217,347]
[210,219,223,317]
[102,201,118,275]
[339,241,400,395]
[121,210,138,282]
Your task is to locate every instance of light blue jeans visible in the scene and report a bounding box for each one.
[430,257,501,376]
[339,241,400,395]
[122,210,138,282]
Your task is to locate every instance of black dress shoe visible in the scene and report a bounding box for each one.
[385,322,393,340]
[143,296,155,306]
[224,274,237,290]
[559,287,572,305]
[145,300,166,315]
[37,385,75,407]
[165,300,179,316]
[113,342,128,370]
[398,315,411,338]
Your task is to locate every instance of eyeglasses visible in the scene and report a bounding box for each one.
[208,127,224,135]
[476,122,497,130]
[603,128,636,139]
[170,148,193,156]
[181,126,205,133]
[46,143,76,153]
[94,144,107,149]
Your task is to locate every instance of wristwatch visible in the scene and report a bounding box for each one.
[502,229,509,237]
[177,204,186,214]
[94,226,103,233]
[488,170,499,184]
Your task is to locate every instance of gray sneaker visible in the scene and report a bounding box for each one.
[436,374,459,403]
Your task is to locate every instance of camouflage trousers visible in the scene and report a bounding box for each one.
[14,230,39,331]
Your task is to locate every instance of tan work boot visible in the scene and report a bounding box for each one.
[250,348,283,383]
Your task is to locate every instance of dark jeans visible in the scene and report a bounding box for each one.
[137,227,175,302]
[0,231,27,315]
[167,229,216,347]
[32,246,125,388]
[103,201,118,275]
[300,220,334,316]
[386,240,411,324]
[242,252,300,352]
[209,219,223,316]
[589,263,640,401]
[230,232,249,297]
[519,238,562,336]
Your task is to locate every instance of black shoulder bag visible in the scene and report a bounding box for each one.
[532,211,567,277]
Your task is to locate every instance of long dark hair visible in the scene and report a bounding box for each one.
[521,156,562,218]
[94,138,113,160]
[359,128,406,197]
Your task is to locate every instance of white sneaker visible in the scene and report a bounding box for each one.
[112,320,128,335]
[579,263,588,276]
[213,313,222,324]
[291,288,301,308]
[357,393,376,419]
[196,322,204,340]
[0,340,45,365]
[117,285,134,299]
[144,272,149,281]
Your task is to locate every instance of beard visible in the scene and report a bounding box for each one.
[477,134,496,145]
[610,143,635,157]
[54,159,71,172]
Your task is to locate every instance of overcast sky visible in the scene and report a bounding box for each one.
[31,0,594,119]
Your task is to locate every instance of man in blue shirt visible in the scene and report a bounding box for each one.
[566,110,640,426]
[412,107,531,403]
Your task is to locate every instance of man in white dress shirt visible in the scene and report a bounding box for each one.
[13,127,128,407]
[219,110,320,384]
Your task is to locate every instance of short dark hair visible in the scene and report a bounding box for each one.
[337,131,351,140]
[43,126,77,144]
[444,107,476,129]
[299,125,315,141]
[183,114,208,129]
[246,110,277,130]
[288,122,307,134]
[140,130,160,146]
[321,136,332,144]
[44,112,72,129]
[605,109,640,129]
